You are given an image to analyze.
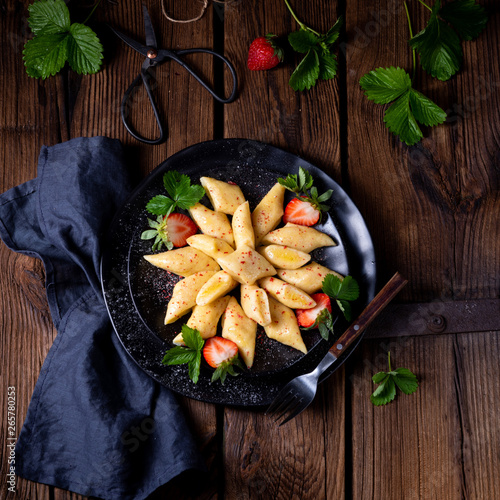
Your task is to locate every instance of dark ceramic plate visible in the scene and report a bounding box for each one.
[101,139,376,407]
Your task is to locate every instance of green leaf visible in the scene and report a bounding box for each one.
[140,230,158,240]
[28,0,70,35]
[278,174,299,192]
[67,23,103,75]
[189,351,202,384]
[23,33,69,78]
[370,376,396,406]
[176,184,205,210]
[162,347,196,366]
[336,275,360,301]
[383,91,423,146]
[317,50,338,80]
[439,0,488,41]
[317,189,333,203]
[372,371,390,384]
[393,368,419,394]
[146,195,176,216]
[289,49,320,91]
[359,66,411,104]
[163,171,189,199]
[336,299,352,322]
[409,0,462,81]
[180,324,204,351]
[322,274,343,298]
[408,89,447,127]
[288,29,320,53]
[323,16,343,45]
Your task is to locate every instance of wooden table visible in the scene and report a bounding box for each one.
[1,1,499,498]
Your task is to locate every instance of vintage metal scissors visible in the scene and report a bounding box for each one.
[109,5,238,145]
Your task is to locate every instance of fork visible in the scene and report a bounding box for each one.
[265,272,408,425]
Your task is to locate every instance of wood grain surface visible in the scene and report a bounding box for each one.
[1,0,498,499]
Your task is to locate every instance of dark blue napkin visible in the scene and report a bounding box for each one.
[0,137,206,499]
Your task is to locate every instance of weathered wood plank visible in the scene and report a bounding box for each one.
[346,0,500,302]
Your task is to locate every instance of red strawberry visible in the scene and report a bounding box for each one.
[247,34,284,71]
[203,337,244,384]
[283,198,320,226]
[296,293,332,328]
[166,213,197,247]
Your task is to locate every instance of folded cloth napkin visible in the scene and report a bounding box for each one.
[0,137,206,499]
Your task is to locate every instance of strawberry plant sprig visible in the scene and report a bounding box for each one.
[359,0,488,145]
[23,0,103,79]
[284,0,343,91]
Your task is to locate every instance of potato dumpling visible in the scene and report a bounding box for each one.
[173,295,230,344]
[218,245,276,285]
[252,183,286,244]
[261,223,336,253]
[258,244,311,270]
[188,203,234,247]
[164,270,217,324]
[277,262,344,294]
[258,276,316,310]
[200,177,245,215]
[264,297,307,354]
[222,297,257,368]
[187,234,234,261]
[144,247,219,277]
[196,270,238,306]
[232,201,255,249]
[240,284,271,327]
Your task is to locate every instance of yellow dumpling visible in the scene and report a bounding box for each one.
[277,262,344,294]
[196,270,238,306]
[173,295,230,344]
[252,183,286,244]
[186,234,234,260]
[261,223,336,253]
[188,203,234,247]
[232,201,255,249]
[258,244,311,270]
[200,177,245,215]
[240,284,271,327]
[217,245,276,285]
[164,270,217,324]
[258,276,316,309]
[264,297,307,354]
[143,247,219,277]
[222,297,257,368]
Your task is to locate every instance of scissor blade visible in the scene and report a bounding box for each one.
[109,25,149,58]
[142,4,158,49]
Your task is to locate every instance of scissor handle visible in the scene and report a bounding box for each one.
[121,69,166,145]
[168,48,238,104]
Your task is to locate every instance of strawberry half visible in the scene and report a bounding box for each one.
[203,337,245,384]
[296,293,334,340]
[283,198,320,226]
[247,34,284,71]
[166,213,198,247]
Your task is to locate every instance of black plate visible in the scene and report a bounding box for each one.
[101,139,376,407]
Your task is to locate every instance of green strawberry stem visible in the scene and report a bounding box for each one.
[416,0,433,12]
[83,0,102,24]
[388,351,392,373]
[403,1,417,82]
[283,0,321,37]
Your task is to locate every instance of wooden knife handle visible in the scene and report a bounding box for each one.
[329,272,408,358]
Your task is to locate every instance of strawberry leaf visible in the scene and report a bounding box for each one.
[288,29,319,53]
[289,49,320,91]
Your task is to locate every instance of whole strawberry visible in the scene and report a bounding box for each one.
[247,34,284,71]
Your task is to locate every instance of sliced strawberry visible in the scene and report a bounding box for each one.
[283,198,320,226]
[296,293,332,328]
[166,213,197,247]
[203,337,244,384]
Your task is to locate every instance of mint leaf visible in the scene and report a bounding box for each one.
[67,23,104,75]
[288,29,319,53]
[28,0,70,35]
[409,0,462,81]
[359,66,411,104]
[23,0,103,79]
[289,49,320,91]
[370,353,418,405]
[439,0,488,41]
[180,324,205,351]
